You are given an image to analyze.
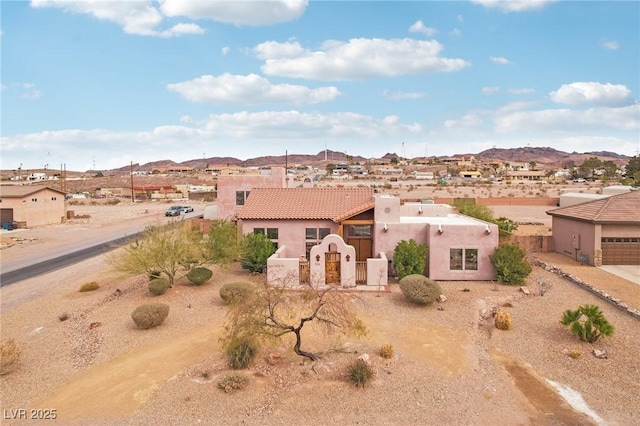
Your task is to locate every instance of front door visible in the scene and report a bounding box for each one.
[325,252,341,284]
[345,224,373,261]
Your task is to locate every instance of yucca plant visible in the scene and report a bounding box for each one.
[560,304,614,343]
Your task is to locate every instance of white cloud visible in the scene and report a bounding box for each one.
[159,0,308,26]
[600,40,619,51]
[508,88,535,94]
[482,86,500,94]
[471,0,558,12]
[167,73,340,105]
[549,82,631,106]
[494,104,639,133]
[444,114,483,129]
[20,89,43,100]
[382,89,425,101]
[450,28,462,37]
[256,38,470,80]
[31,0,205,37]
[408,20,437,37]
[221,47,230,56]
[490,56,511,65]
[3,82,43,99]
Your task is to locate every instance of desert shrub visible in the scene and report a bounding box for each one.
[206,220,241,266]
[79,281,100,292]
[0,339,21,375]
[240,232,275,273]
[398,274,442,305]
[569,350,581,359]
[495,217,518,236]
[219,281,254,305]
[131,303,169,329]
[346,359,374,388]
[392,239,428,279]
[148,278,171,296]
[186,267,213,285]
[58,312,69,322]
[105,198,121,205]
[225,336,258,370]
[217,374,249,393]
[561,304,614,343]
[489,243,532,285]
[379,343,394,359]
[494,310,512,330]
[148,270,162,281]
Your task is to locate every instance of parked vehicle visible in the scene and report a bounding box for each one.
[182,205,194,213]
[165,205,184,216]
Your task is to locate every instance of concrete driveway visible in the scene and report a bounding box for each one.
[598,265,640,285]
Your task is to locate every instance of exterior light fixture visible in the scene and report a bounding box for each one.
[383,222,389,232]
[485,224,491,234]
[315,254,321,262]
[346,254,351,262]
[438,224,443,234]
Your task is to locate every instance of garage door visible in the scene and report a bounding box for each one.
[601,238,640,265]
[0,208,13,224]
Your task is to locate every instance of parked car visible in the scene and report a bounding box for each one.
[182,205,194,213]
[165,205,184,216]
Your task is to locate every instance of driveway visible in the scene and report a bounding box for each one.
[598,265,640,285]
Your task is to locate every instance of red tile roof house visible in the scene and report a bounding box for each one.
[236,187,499,288]
[546,189,640,266]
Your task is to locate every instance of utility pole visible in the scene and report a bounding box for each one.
[130,161,134,203]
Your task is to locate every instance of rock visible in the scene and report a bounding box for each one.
[519,287,530,295]
[89,322,102,330]
[266,352,282,365]
[438,294,448,303]
[357,353,370,364]
[592,349,608,359]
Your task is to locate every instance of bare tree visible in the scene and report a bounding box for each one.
[223,274,366,361]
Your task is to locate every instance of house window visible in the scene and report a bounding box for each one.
[305,227,331,259]
[347,225,372,237]
[253,227,278,249]
[236,190,250,206]
[32,198,38,202]
[450,248,478,271]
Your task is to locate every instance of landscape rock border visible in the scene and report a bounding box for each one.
[532,257,640,321]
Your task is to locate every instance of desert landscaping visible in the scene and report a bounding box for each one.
[1,185,639,425]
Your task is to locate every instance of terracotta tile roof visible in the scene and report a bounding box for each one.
[238,187,374,222]
[0,185,66,198]
[547,190,640,223]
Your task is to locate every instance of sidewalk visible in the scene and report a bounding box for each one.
[533,252,640,319]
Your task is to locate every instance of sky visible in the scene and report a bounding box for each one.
[1,0,639,172]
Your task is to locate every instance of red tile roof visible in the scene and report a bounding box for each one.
[547,190,640,223]
[238,187,374,222]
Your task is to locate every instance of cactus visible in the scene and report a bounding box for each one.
[494,310,512,330]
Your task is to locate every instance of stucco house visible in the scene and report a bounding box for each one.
[0,185,66,228]
[546,189,640,266]
[236,187,499,287]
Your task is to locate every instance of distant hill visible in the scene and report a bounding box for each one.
[60,146,634,174]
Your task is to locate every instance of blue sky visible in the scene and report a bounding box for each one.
[2,0,639,172]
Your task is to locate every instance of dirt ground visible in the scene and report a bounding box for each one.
[1,194,639,425]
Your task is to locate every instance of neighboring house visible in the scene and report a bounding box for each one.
[216,167,286,220]
[0,185,66,228]
[547,189,640,266]
[505,170,547,181]
[236,187,499,288]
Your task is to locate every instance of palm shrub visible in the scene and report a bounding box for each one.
[186,267,213,285]
[148,278,171,296]
[219,281,255,305]
[398,274,442,305]
[489,243,532,285]
[240,232,275,273]
[393,239,428,279]
[561,304,614,343]
[131,303,169,329]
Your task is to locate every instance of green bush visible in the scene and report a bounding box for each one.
[148,278,171,296]
[217,374,249,393]
[225,336,258,370]
[346,359,374,388]
[186,267,213,285]
[206,220,240,266]
[79,282,100,292]
[561,304,614,343]
[495,217,518,236]
[219,281,255,305]
[392,239,428,279]
[489,243,532,285]
[240,232,275,273]
[131,303,169,329]
[398,274,442,305]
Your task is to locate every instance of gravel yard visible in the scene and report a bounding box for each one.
[1,200,639,425]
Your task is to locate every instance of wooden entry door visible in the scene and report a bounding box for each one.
[325,252,341,284]
[347,238,373,261]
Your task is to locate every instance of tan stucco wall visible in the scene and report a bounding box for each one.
[216,167,286,220]
[551,217,596,264]
[1,188,65,227]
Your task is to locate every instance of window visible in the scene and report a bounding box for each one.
[253,227,278,249]
[347,225,372,237]
[305,227,331,259]
[236,190,250,206]
[450,248,478,271]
